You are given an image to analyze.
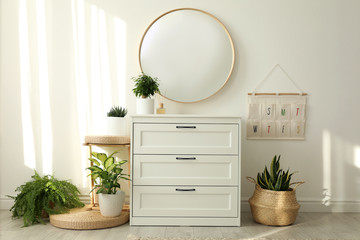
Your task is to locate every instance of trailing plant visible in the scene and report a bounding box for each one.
[256,155,297,191]
[107,106,127,117]
[7,171,84,227]
[87,151,130,194]
[132,72,160,98]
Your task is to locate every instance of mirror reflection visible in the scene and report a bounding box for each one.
[139,8,235,103]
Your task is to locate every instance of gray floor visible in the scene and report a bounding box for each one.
[1,210,359,240]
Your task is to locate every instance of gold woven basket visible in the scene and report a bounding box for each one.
[247,177,304,226]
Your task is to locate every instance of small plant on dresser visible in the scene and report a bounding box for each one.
[132,72,160,114]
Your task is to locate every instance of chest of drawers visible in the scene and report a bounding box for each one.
[130,115,241,226]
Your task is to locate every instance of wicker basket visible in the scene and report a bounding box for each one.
[247,177,304,226]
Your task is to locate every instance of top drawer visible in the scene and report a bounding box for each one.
[133,123,238,154]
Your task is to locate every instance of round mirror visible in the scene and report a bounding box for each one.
[139,8,235,103]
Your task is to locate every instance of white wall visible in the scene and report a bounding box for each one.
[1,0,360,212]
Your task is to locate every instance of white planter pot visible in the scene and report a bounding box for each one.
[136,98,154,114]
[98,190,125,217]
[107,117,126,136]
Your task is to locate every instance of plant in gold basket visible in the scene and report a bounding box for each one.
[247,155,304,226]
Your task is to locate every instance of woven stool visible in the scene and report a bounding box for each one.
[50,205,129,230]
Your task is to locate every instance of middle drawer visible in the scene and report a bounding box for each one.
[133,155,238,186]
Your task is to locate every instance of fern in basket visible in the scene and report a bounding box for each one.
[7,171,84,227]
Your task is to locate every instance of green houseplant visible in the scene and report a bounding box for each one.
[107,106,128,117]
[87,151,130,217]
[247,155,304,226]
[7,171,84,227]
[106,106,128,136]
[132,72,160,114]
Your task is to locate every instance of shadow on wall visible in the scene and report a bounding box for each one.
[322,129,360,212]
[17,0,128,189]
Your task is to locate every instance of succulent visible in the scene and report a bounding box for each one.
[87,151,130,195]
[256,155,297,191]
[132,72,160,98]
[107,106,127,117]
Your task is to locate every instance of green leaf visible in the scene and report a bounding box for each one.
[91,152,98,159]
[274,174,282,190]
[97,153,107,163]
[104,157,114,170]
[270,155,276,182]
[107,164,116,172]
[88,158,100,166]
[108,151,120,158]
[115,160,127,166]
[87,166,103,172]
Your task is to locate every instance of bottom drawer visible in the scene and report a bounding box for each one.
[132,186,238,217]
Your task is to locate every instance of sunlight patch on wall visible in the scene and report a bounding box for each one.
[71,0,89,188]
[36,0,53,175]
[114,17,127,108]
[354,146,360,168]
[19,0,36,170]
[98,9,112,115]
[322,129,331,206]
[90,5,105,134]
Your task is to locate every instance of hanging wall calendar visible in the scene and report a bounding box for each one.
[246,64,308,140]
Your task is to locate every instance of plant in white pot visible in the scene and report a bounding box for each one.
[87,151,129,217]
[247,155,304,226]
[132,72,160,114]
[106,106,128,136]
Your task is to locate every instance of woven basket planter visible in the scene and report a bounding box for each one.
[247,177,304,226]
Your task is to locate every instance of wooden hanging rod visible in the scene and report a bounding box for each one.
[248,93,308,96]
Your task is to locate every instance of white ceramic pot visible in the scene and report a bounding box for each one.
[106,117,126,136]
[136,98,154,114]
[98,190,125,217]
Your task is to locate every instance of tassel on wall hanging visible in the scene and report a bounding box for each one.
[246,64,308,140]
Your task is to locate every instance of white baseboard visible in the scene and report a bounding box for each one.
[0,197,14,210]
[241,199,360,212]
[1,195,130,210]
[0,195,91,210]
[2,196,359,212]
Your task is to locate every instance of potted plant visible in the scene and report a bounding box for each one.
[7,171,84,227]
[106,106,128,136]
[87,151,129,217]
[132,72,160,114]
[247,155,304,226]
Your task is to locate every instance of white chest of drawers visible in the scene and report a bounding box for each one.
[130,115,241,226]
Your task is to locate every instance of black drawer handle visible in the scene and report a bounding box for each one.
[176,188,196,192]
[176,126,196,129]
[176,157,196,160]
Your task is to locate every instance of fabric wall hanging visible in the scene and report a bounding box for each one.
[246,64,308,140]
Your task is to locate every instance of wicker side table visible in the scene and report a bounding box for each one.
[83,135,130,209]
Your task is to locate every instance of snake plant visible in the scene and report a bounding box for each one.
[256,155,297,191]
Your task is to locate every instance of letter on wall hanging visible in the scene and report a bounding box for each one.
[247,95,306,139]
